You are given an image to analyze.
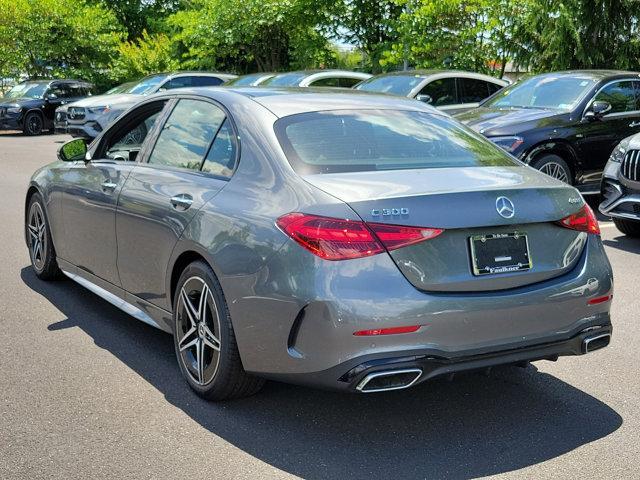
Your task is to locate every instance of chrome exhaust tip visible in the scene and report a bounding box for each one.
[582,333,611,354]
[356,368,422,393]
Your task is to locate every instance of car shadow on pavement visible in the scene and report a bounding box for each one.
[602,234,640,254]
[21,266,622,480]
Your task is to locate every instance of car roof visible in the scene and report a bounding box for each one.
[19,79,90,86]
[219,87,436,117]
[368,69,508,84]
[528,70,640,80]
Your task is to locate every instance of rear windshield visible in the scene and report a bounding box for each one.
[275,110,518,174]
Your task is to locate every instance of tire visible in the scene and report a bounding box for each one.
[172,260,265,401]
[613,218,640,237]
[530,154,573,185]
[26,193,62,280]
[23,111,44,136]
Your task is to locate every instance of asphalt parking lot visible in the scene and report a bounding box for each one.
[1,131,639,480]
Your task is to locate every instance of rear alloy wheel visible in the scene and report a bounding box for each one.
[173,261,265,400]
[531,154,572,184]
[613,218,640,237]
[26,193,61,280]
[24,112,44,136]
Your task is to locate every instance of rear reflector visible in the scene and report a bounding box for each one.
[588,294,612,305]
[353,325,421,336]
[557,204,600,235]
[276,213,443,260]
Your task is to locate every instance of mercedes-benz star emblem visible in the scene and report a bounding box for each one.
[496,196,515,219]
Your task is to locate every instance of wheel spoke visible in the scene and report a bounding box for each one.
[180,332,199,352]
[33,240,41,261]
[198,283,209,322]
[180,287,198,327]
[203,324,220,351]
[196,338,205,384]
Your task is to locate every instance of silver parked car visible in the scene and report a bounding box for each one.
[56,71,237,139]
[261,70,371,88]
[26,88,613,400]
[600,133,640,236]
[355,70,508,114]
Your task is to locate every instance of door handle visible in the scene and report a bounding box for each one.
[101,181,117,192]
[170,194,194,210]
[630,121,640,128]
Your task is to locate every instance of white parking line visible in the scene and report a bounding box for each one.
[599,222,615,228]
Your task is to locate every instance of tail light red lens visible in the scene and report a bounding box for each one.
[557,204,600,235]
[353,325,421,336]
[276,213,443,260]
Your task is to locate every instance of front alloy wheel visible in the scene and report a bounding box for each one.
[24,112,44,136]
[26,193,61,280]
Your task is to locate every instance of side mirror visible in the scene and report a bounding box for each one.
[58,138,88,162]
[585,100,612,121]
[416,94,433,104]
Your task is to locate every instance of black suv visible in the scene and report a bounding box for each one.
[456,70,640,194]
[0,79,93,135]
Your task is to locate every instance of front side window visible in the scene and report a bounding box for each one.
[420,78,457,106]
[593,81,639,114]
[275,110,518,175]
[102,101,167,161]
[148,99,226,171]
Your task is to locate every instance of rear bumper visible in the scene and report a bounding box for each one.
[231,232,613,389]
[258,318,612,391]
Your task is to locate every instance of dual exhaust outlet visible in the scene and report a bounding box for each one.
[355,331,611,393]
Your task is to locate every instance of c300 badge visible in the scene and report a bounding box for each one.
[371,208,409,217]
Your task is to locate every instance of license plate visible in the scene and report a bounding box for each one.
[469,232,532,276]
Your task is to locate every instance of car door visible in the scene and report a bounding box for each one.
[58,99,169,286]
[416,78,458,112]
[116,96,234,310]
[573,79,640,175]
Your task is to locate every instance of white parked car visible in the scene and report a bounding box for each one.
[355,70,509,115]
[55,71,236,139]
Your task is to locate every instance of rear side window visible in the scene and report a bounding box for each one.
[419,78,457,106]
[275,110,517,174]
[339,77,362,88]
[190,76,224,87]
[202,119,236,178]
[308,77,341,87]
[459,78,492,103]
[148,99,226,170]
[594,81,639,113]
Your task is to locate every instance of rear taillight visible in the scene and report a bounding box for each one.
[557,204,600,235]
[276,213,443,261]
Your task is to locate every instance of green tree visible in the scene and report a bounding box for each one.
[0,0,124,90]
[169,0,334,73]
[329,0,402,73]
[518,0,640,71]
[110,30,180,82]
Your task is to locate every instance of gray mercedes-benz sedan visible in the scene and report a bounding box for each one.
[25,88,613,400]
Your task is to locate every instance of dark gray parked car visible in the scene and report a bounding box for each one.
[26,88,613,400]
